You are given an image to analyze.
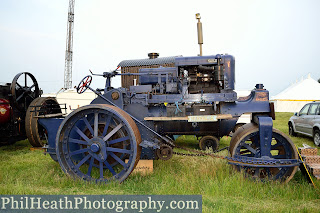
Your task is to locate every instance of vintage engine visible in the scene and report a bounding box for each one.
[0,73,40,145]
[30,14,299,184]
[0,72,60,146]
[123,54,238,153]
[33,51,300,184]
[136,54,234,95]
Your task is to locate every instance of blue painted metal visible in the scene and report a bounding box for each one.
[227,156,300,167]
[42,54,276,162]
[258,116,273,157]
[231,125,298,181]
[139,67,177,85]
[38,118,63,161]
[55,105,140,183]
[36,53,299,182]
[118,56,176,67]
[175,54,235,90]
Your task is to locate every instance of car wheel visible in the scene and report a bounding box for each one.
[289,123,297,137]
[314,130,320,146]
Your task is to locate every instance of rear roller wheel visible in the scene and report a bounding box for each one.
[25,97,62,147]
[56,104,141,183]
[229,123,298,182]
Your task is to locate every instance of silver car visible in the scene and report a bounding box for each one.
[288,102,320,146]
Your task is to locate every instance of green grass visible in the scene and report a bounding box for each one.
[1,112,320,212]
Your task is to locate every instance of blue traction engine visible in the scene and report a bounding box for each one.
[28,54,300,183]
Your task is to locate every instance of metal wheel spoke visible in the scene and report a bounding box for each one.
[272,154,286,159]
[24,73,27,87]
[87,157,94,176]
[253,168,260,177]
[70,148,89,156]
[102,115,112,137]
[271,143,282,149]
[29,84,35,89]
[106,147,132,154]
[109,152,127,167]
[69,138,88,145]
[83,117,94,136]
[108,136,130,145]
[75,126,91,143]
[242,143,257,154]
[103,123,123,141]
[16,82,23,89]
[240,151,253,155]
[75,154,91,169]
[27,93,35,99]
[16,91,27,102]
[104,161,117,176]
[94,112,99,137]
[266,168,272,178]
[240,153,255,157]
[99,162,104,179]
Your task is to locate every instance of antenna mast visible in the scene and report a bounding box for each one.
[64,0,75,90]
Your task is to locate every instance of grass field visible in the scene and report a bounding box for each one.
[0,112,320,212]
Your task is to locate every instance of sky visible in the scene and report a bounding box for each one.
[0,0,319,96]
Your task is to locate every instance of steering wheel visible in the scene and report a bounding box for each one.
[76,75,92,94]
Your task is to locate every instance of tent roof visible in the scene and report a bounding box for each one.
[271,75,320,100]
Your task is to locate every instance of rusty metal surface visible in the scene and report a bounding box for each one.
[25,97,62,147]
[255,92,268,102]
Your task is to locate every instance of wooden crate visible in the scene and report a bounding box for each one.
[299,147,318,156]
[126,159,153,175]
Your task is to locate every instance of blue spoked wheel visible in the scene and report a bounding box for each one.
[56,104,141,183]
[229,123,298,182]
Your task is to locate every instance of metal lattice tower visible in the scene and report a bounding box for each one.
[64,0,75,90]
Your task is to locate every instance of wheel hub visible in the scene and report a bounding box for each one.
[156,144,173,160]
[90,143,100,153]
[88,137,107,162]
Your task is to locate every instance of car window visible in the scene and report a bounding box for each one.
[316,104,320,115]
[299,104,310,115]
[308,104,318,115]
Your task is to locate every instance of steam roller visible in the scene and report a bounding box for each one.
[24,14,300,183]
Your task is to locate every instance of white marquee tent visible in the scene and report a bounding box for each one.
[271,75,320,112]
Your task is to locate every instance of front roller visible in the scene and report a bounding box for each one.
[229,123,298,183]
[56,104,141,183]
[25,97,62,147]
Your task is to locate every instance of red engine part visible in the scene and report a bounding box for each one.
[0,98,11,124]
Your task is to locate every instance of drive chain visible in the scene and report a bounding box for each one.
[173,145,228,160]
[173,145,300,168]
[162,137,300,167]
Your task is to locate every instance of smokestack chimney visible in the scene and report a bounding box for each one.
[148,53,159,59]
[195,13,203,56]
